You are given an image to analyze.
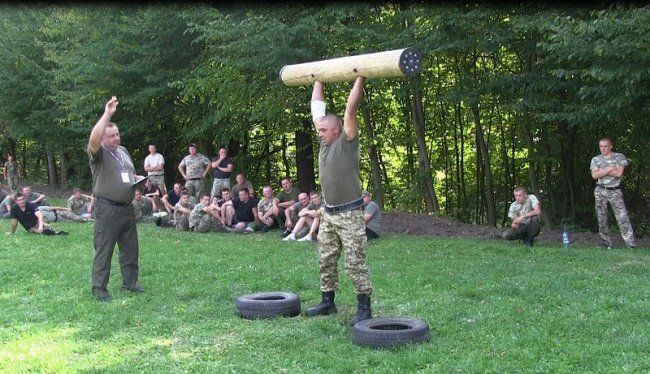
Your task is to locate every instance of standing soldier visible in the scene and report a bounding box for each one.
[590,137,636,249]
[3,155,20,193]
[210,146,233,200]
[305,77,373,326]
[144,144,167,195]
[178,143,211,200]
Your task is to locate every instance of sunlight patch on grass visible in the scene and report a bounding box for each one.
[0,327,80,372]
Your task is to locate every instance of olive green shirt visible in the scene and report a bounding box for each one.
[319,133,362,205]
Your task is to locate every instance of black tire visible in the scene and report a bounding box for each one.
[352,317,430,348]
[235,291,301,319]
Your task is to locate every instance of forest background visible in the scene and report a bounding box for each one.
[0,2,648,235]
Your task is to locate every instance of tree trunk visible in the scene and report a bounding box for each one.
[558,121,576,218]
[361,105,384,209]
[523,110,553,228]
[295,119,315,194]
[46,146,57,189]
[471,103,496,227]
[60,151,69,187]
[410,75,439,214]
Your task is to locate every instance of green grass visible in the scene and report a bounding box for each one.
[1,213,649,373]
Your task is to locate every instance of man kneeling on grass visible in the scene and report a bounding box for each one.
[7,192,68,235]
[502,186,541,246]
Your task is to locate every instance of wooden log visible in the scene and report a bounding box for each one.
[279,48,422,87]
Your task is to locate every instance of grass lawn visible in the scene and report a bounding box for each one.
[1,210,649,373]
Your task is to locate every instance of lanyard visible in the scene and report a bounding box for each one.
[102,145,125,171]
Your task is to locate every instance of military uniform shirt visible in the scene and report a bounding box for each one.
[507,194,539,224]
[590,152,628,188]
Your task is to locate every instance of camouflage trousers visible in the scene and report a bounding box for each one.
[211,178,230,198]
[594,187,636,247]
[193,215,226,233]
[317,209,372,295]
[38,207,90,222]
[7,175,19,192]
[149,174,167,195]
[184,179,205,200]
[175,215,190,231]
[502,216,541,241]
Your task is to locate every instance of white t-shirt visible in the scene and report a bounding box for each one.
[144,153,165,176]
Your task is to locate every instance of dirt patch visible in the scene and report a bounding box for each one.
[383,211,649,249]
[26,183,647,248]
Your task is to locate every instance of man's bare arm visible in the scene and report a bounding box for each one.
[343,76,365,140]
[88,96,118,156]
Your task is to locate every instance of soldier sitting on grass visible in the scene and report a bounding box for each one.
[7,192,68,235]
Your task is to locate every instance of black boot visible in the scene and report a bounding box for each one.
[306,291,337,316]
[349,294,372,326]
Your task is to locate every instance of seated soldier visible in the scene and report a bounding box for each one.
[222,188,260,233]
[362,190,382,240]
[0,182,8,202]
[1,191,15,219]
[38,205,92,223]
[189,192,226,233]
[231,173,254,197]
[142,177,163,213]
[67,187,94,219]
[21,185,48,206]
[283,190,323,242]
[132,188,153,223]
[281,192,310,237]
[162,183,183,214]
[7,192,67,235]
[257,185,281,232]
[501,186,542,246]
[172,190,194,231]
[275,178,300,228]
[219,187,236,227]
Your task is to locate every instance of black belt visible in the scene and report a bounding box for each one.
[324,197,364,214]
[597,185,620,190]
[187,177,202,181]
[97,197,131,207]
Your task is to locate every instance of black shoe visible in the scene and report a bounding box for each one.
[121,285,145,293]
[155,217,162,226]
[262,224,271,233]
[306,291,337,316]
[281,230,292,238]
[349,294,372,326]
[93,289,111,302]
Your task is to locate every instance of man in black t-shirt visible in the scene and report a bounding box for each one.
[223,188,260,233]
[8,192,62,235]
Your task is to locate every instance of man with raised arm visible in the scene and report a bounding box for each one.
[305,77,373,326]
[87,96,144,302]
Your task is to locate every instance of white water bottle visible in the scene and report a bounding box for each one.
[562,226,570,249]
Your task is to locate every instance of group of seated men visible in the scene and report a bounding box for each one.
[2,183,94,235]
[144,178,382,241]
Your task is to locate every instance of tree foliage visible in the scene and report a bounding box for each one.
[1,3,648,234]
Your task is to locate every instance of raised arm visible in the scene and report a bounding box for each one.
[88,96,118,156]
[311,81,326,126]
[343,76,365,141]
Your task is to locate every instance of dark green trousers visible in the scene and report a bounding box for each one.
[92,200,139,296]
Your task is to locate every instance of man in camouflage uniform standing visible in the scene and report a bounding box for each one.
[3,155,20,193]
[178,143,211,200]
[590,137,636,249]
[305,77,372,326]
